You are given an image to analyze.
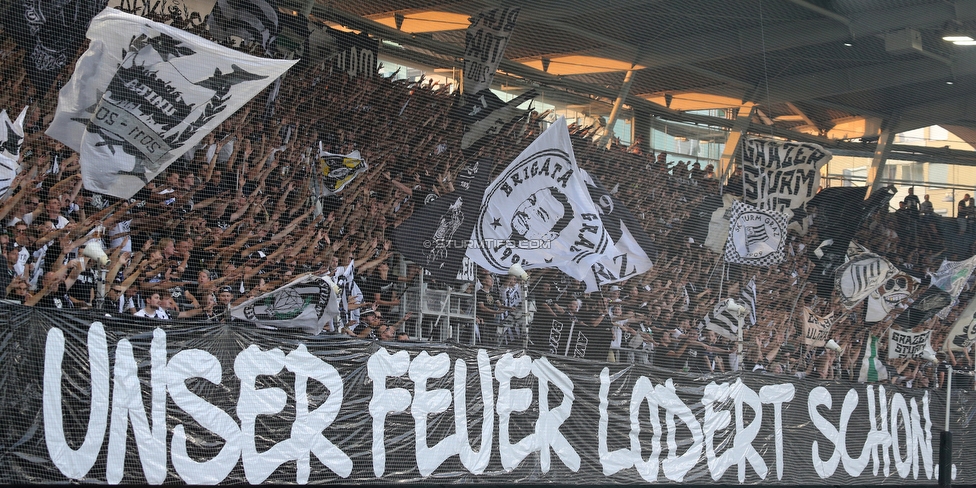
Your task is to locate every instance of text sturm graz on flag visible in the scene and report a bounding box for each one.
[38,321,948,484]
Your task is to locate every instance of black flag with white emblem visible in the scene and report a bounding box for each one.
[393,159,492,283]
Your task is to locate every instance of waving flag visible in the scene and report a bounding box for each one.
[724,200,788,266]
[0,107,27,199]
[465,117,620,289]
[929,254,976,319]
[231,274,340,335]
[46,8,296,199]
[208,0,280,55]
[394,159,492,283]
[944,296,976,352]
[311,146,367,197]
[580,170,656,290]
[834,252,898,309]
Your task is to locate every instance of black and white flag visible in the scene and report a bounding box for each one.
[929,254,976,319]
[682,193,737,254]
[887,328,933,360]
[465,117,622,289]
[16,0,108,95]
[46,9,296,199]
[741,138,831,216]
[458,89,537,151]
[311,145,367,197]
[724,200,788,267]
[944,295,976,352]
[701,299,742,342]
[807,185,896,298]
[0,107,26,199]
[893,285,952,330]
[393,159,492,283]
[834,252,898,309]
[742,276,757,326]
[865,272,920,323]
[207,0,280,55]
[802,306,835,347]
[580,170,657,290]
[463,7,520,95]
[230,273,341,335]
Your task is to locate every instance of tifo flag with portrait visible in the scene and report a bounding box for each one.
[0,106,27,199]
[311,145,368,197]
[580,169,656,291]
[834,252,898,309]
[944,295,976,352]
[865,271,920,323]
[230,274,340,335]
[724,200,788,266]
[207,0,280,55]
[802,306,835,347]
[393,159,492,283]
[46,8,296,199]
[465,117,620,290]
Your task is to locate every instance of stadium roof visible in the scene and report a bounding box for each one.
[283,0,976,166]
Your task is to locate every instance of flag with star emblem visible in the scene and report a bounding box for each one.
[465,117,622,290]
[46,8,296,199]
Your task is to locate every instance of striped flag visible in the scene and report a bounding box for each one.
[701,299,742,342]
[857,334,889,383]
[742,276,757,326]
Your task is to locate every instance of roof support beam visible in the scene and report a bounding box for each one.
[865,120,897,199]
[632,1,976,70]
[598,67,637,146]
[720,105,755,187]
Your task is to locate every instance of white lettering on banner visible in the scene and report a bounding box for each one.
[599,372,796,482]
[496,353,580,473]
[809,386,937,480]
[166,348,243,484]
[368,348,412,477]
[40,322,951,483]
[106,330,166,484]
[43,323,110,480]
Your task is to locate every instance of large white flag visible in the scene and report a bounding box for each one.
[47,8,296,199]
[944,296,976,352]
[0,106,27,199]
[834,252,898,309]
[579,169,655,291]
[466,117,620,288]
[930,254,976,319]
[801,306,835,347]
[230,274,341,335]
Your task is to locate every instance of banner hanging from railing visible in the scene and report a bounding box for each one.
[0,304,971,485]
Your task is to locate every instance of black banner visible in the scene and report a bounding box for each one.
[1,303,972,484]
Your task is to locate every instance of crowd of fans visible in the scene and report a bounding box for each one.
[1,6,975,390]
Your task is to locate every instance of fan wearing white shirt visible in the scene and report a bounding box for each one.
[134,292,171,320]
